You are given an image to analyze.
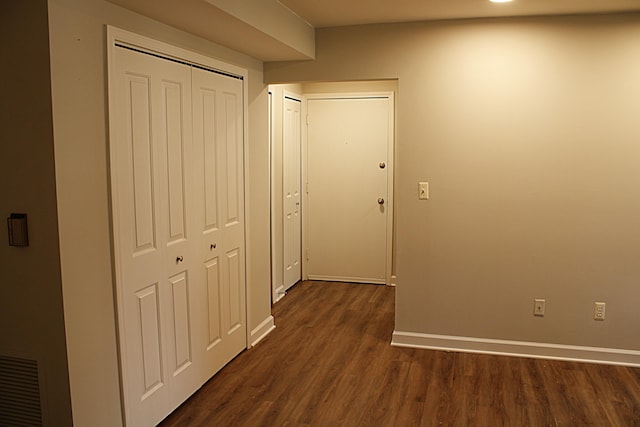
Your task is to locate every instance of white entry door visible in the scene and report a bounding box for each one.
[109,41,247,427]
[306,96,393,284]
[283,97,302,290]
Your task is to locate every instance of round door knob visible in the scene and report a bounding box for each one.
[378,198,385,205]
[379,162,386,169]
[210,243,217,250]
[176,256,184,263]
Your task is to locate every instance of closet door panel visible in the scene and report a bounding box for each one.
[111,46,199,426]
[192,77,225,373]
[192,68,246,377]
[219,80,246,357]
[154,58,200,410]
[112,48,171,427]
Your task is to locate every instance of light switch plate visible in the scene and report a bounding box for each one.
[419,182,429,200]
[533,299,545,316]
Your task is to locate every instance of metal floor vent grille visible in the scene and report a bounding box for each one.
[0,355,42,426]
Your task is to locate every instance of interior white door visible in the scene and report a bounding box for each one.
[111,47,199,426]
[192,67,247,376]
[283,97,302,290]
[306,97,391,284]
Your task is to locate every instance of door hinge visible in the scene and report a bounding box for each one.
[306,249,310,261]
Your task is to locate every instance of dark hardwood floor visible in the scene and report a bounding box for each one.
[160,280,640,426]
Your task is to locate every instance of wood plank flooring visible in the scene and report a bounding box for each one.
[160,280,640,426]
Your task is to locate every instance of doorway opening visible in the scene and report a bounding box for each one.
[269,80,398,304]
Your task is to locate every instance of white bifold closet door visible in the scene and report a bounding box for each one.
[110,46,246,427]
[191,67,247,377]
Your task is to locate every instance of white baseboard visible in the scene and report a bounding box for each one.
[250,315,275,347]
[307,275,385,285]
[391,331,640,367]
[272,285,286,304]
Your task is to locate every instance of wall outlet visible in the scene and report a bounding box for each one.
[594,302,606,321]
[533,299,545,317]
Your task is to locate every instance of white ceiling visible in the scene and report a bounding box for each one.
[279,0,640,28]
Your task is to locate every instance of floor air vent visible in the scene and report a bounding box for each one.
[0,355,42,426]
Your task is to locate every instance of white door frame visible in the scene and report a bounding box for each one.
[107,26,251,425]
[269,90,277,303]
[302,92,395,286]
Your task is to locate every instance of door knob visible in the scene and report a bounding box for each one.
[379,162,386,169]
[378,198,385,205]
[176,256,184,263]
[210,243,216,250]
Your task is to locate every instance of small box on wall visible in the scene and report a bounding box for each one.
[8,213,29,247]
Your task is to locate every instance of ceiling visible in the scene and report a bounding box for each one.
[279,0,640,28]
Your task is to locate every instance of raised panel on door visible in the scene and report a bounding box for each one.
[168,272,192,375]
[192,67,246,378]
[225,91,240,226]
[204,258,222,349]
[163,81,188,244]
[283,97,302,290]
[135,283,164,399]
[306,97,390,284]
[225,248,242,333]
[127,74,156,255]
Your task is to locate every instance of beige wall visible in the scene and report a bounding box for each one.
[0,1,73,425]
[265,14,640,351]
[47,0,271,424]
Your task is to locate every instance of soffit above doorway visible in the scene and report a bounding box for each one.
[107,0,640,62]
[279,0,640,28]
[106,0,314,61]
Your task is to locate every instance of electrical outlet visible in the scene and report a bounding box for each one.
[594,302,606,321]
[533,299,545,317]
